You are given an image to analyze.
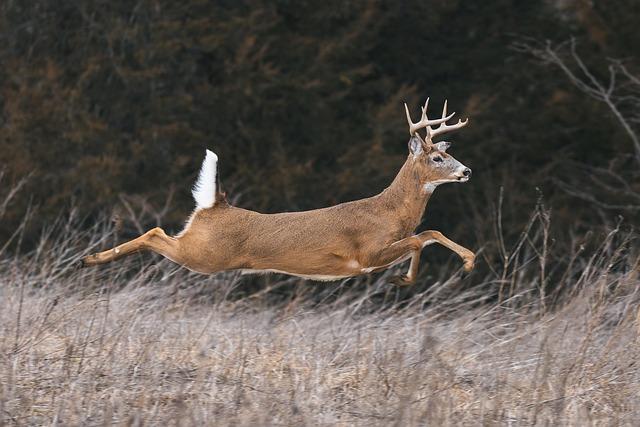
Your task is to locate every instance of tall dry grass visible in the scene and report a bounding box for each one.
[0,184,639,426]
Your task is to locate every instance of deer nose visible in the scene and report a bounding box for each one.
[463,168,472,177]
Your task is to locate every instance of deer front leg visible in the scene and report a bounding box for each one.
[364,235,423,285]
[390,249,422,286]
[370,230,475,286]
[423,230,475,272]
[81,227,180,267]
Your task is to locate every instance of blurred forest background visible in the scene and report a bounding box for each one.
[0,0,638,268]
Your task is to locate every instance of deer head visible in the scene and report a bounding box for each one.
[404,99,471,192]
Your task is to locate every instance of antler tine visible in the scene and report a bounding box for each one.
[425,99,443,139]
[427,99,469,140]
[420,98,430,121]
[404,98,452,136]
[404,102,415,133]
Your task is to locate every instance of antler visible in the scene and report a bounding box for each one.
[425,100,469,140]
[404,99,469,141]
[404,98,453,136]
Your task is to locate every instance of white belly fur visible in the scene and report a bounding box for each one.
[240,269,354,282]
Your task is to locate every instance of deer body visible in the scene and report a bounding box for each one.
[82,99,476,284]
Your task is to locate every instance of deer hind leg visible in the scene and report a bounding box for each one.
[81,227,181,267]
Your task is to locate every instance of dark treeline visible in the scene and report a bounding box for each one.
[0,1,638,276]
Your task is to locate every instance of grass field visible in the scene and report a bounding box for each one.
[1,210,639,425]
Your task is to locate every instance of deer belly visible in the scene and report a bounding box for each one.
[240,258,363,281]
[239,269,354,281]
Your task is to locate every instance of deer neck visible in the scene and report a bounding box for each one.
[379,156,433,232]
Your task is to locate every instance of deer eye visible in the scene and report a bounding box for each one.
[432,156,443,163]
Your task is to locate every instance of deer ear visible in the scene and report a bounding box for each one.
[408,135,423,156]
[434,141,451,152]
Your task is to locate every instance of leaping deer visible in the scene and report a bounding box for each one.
[81,98,475,285]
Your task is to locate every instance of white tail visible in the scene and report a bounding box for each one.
[192,149,218,209]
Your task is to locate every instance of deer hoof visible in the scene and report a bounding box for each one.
[463,257,475,272]
[76,254,97,269]
[389,275,415,286]
[74,258,86,270]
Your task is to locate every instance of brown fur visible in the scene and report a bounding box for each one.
[82,146,475,284]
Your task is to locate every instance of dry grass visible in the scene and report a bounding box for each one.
[1,208,639,426]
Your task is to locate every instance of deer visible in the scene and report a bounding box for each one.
[81,98,475,285]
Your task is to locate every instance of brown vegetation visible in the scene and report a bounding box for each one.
[1,196,638,425]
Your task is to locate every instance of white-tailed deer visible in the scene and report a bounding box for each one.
[81,98,475,285]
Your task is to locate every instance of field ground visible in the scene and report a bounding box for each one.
[0,219,639,426]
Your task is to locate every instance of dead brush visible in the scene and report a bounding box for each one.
[0,174,639,425]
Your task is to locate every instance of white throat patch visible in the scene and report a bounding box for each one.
[422,182,439,193]
[422,180,451,193]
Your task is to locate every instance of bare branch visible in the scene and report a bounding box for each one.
[619,63,640,87]
[517,38,640,165]
[569,38,606,95]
